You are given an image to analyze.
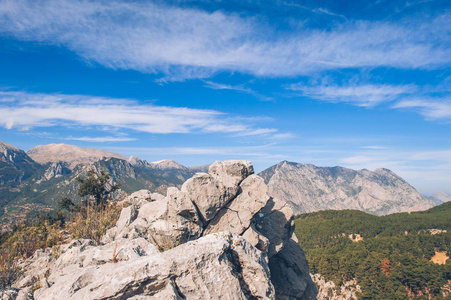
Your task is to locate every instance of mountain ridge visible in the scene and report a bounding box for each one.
[430,192,451,205]
[259,160,434,216]
[0,141,42,185]
[27,143,128,169]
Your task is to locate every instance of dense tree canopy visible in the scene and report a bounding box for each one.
[295,202,451,299]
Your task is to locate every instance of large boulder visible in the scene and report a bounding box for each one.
[104,187,203,251]
[208,160,254,186]
[181,172,238,222]
[204,175,269,236]
[181,160,253,222]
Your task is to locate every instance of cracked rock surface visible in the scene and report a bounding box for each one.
[12,160,317,300]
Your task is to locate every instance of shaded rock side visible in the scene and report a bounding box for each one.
[260,161,434,216]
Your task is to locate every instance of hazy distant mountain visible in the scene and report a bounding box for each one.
[27,144,127,169]
[430,192,451,205]
[259,161,435,216]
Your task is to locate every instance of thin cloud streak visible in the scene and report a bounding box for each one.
[66,136,137,142]
[0,91,277,136]
[0,0,449,79]
[109,144,284,159]
[204,81,274,101]
[289,83,415,107]
[393,98,451,120]
[203,81,253,93]
[288,83,451,121]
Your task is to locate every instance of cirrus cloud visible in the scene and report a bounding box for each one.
[0,90,277,136]
[0,0,449,80]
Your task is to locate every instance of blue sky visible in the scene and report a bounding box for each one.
[0,0,450,195]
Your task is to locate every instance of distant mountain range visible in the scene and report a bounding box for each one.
[0,140,443,229]
[429,192,451,205]
[259,161,435,216]
[0,141,207,230]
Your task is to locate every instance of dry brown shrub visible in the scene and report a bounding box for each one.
[0,247,23,289]
[2,221,65,260]
[66,204,122,243]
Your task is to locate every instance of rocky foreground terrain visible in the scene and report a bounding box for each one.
[260,161,435,216]
[3,160,317,299]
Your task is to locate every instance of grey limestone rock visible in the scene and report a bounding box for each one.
[208,160,254,186]
[204,174,269,236]
[181,172,239,221]
[32,233,274,300]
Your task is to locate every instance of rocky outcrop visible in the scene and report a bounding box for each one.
[39,162,71,182]
[28,234,274,300]
[12,160,317,299]
[312,274,361,300]
[260,161,435,216]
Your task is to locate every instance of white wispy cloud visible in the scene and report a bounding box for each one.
[234,128,278,137]
[0,91,277,135]
[361,145,387,149]
[0,0,449,79]
[108,143,285,160]
[283,2,348,20]
[288,83,415,107]
[393,98,451,120]
[288,82,451,121]
[203,81,253,93]
[204,81,273,101]
[66,136,137,142]
[272,133,296,139]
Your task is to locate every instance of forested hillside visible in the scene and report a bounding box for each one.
[294,202,451,299]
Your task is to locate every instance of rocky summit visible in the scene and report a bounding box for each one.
[259,161,435,216]
[27,144,128,169]
[8,160,316,300]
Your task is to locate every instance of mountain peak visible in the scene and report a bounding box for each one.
[150,159,187,170]
[430,192,451,205]
[0,140,20,152]
[0,140,41,185]
[27,143,127,168]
